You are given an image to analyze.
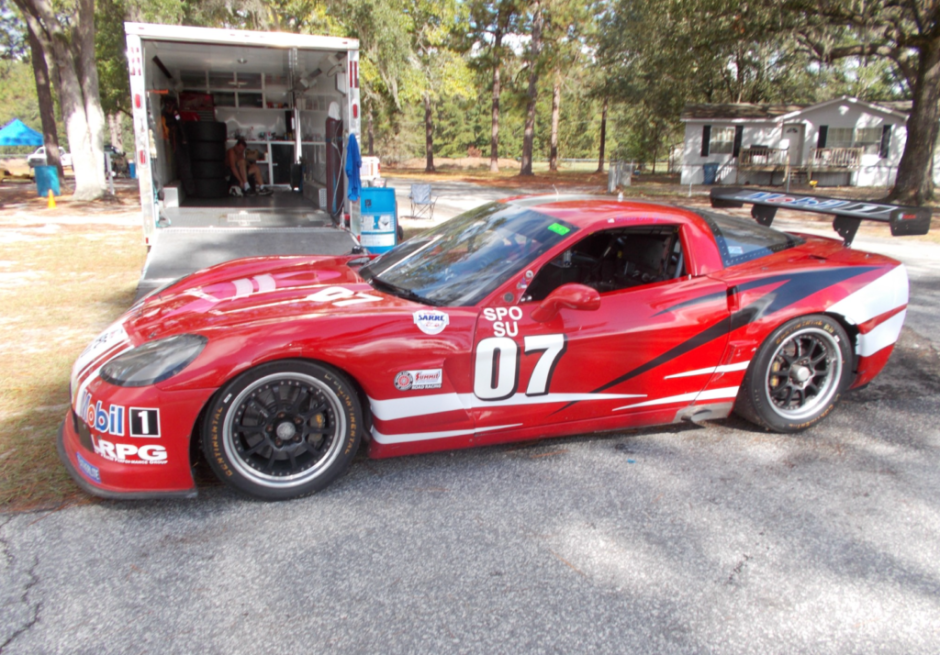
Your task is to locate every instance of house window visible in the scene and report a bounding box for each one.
[822,126,886,155]
[709,127,736,154]
[827,128,854,148]
[856,127,883,154]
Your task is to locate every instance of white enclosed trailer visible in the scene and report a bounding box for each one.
[124,22,361,244]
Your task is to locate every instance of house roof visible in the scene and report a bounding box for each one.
[681,96,911,122]
[874,100,912,113]
[680,103,805,121]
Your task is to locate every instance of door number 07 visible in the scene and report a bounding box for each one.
[474,334,566,401]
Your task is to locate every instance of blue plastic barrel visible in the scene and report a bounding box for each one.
[128,163,136,179]
[35,165,60,197]
[359,187,398,254]
[702,162,719,185]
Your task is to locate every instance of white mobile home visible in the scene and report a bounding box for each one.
[679,96,911,188]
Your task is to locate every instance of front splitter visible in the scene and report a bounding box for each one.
[57,422,198,501]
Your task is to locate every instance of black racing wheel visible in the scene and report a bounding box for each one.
[203,360,363,500]
[735,314,853,432]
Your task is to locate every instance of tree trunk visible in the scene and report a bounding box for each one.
[489,29,503,173]
[887,37,940,205]
[15,0,107,201]
[595,97,608,174]
[108,113,124,152]
[424,92,435,173]
[549,71,560,172]
[26,24,62,178]
[519,0,543,177]
[76,0,107,193]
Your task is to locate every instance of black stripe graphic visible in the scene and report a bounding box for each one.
[552,266,877,414]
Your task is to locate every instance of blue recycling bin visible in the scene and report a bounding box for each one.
[128,163,136,179]
[702,162,719,185]
[359,187,398,254]
[35,165,60,197]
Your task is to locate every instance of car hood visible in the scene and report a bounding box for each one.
[125,255,421,341]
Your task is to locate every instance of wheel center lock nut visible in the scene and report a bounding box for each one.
[276,422,297,440]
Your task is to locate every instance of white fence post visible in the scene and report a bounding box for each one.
[608,161,619,193]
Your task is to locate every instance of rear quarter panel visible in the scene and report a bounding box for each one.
[707,234,905,393]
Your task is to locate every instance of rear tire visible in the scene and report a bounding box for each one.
[184,121,228,142]
[191,160,226,179]
[202,360,363,500]
[735,314,852,432]
[190,177,228,198]
[189,141,225,161]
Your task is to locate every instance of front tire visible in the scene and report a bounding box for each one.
[736,314,852,432]
[203,360,363,500]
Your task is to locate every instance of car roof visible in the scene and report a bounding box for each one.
[497,194,726,275]
[498,194,710,231]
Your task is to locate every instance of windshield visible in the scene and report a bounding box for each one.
[360,202,578,306]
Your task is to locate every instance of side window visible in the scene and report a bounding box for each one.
[523,227,686,302]
[709,127,736,154]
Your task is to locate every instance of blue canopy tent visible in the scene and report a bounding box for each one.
[0,118,43,146]
[0,119,59,195]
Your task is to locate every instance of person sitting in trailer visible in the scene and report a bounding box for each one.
[225,137,272,196]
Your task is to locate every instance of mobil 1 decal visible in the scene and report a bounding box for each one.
[129,407,160,438]
[78,390,124,436]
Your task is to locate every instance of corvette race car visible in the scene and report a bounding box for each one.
[59,189,930,500]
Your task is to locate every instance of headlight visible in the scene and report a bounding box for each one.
[100,334,207,387]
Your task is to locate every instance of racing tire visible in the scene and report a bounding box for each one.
[184,121,227,143]
[190,177,228,198]
[191,160,226,179]
[189,141,226,162]
[735,314,852,433]
[203,360,363,501]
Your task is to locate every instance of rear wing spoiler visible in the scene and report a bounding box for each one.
[710,187,931,246]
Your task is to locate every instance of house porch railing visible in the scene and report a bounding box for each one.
[811,147,863,168]
[738,146,789,167]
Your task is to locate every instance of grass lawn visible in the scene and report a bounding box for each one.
[0,221,146,510]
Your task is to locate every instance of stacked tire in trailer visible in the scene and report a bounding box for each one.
[185,121,229,199]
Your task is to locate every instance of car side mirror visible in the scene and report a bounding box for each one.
[531,283,601,322]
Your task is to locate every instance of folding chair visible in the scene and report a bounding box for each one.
[409,183,437,220]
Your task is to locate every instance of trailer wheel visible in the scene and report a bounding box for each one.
[190,141,226,161]
[184,121,228,143]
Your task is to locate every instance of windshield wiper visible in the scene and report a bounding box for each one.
[369,275,439,306]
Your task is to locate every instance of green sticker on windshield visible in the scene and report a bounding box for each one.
[548,223,570,236]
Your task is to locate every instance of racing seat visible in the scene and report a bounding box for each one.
[409,183,437,220]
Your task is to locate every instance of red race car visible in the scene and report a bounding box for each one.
[59,190,930,500]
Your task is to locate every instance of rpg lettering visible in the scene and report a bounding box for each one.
[91,436,167,463]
